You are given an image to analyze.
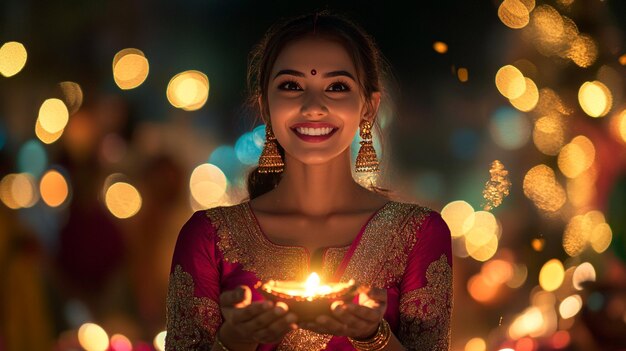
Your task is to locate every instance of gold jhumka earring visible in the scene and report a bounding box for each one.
[355,119,380,173]
[258,123,284,173]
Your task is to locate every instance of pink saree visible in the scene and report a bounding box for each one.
[165,200,452,351]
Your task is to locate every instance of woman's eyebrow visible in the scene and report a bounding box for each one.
[273,69,356,81]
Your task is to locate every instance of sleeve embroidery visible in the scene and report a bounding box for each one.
[165,265,222,351]
[399,254,453,351]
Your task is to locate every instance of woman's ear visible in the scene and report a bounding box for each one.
[363,91,382,122]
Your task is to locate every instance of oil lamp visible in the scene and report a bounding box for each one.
[255,272,360,322]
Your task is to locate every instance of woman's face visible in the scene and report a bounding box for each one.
[266,37,379,166]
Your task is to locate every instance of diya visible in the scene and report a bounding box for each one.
[255,272,361,322]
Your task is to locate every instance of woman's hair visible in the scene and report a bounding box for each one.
[245,10,396,200]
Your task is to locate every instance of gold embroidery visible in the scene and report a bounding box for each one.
[321,247,349,281]
[203,201,432,350]
[165,265,222,350]
[277,329,331,351]
[207,204,309,281]
[340,203,431,288]
[398,254,452,351]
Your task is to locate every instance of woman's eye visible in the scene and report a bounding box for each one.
[278,81,301,91]
[327,82,350,92]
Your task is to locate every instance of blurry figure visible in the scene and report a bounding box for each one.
[123,154,188,336]
[0,209,54,351]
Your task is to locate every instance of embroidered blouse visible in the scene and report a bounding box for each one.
[165,200,452,350]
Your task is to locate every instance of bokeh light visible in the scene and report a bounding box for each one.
[572,262,596,290]
[551,330,571,349]
[559,295,582,319]
[468,274,499,303]
[532,114,565,156]
[523,164,566,213]
[441,200,475,238]
[535,88,572,116]
[496,65,526,99]
[567,34,598,68]
[589,222,612,253]
[498,0,530,29]
[563,214,591,257]
[153,331,166,351]
[508,306,547,339]
[35,117,64,144]
[59,81,84,115]
[235,131,263,165]
[490,107,531,150]
[578,81,612,118]
[166,70,209,111]
[38,98,69,134]
[509,77,538,112]
[105,182,142,219]
[507,263,528,288]
[77,323,109,351]
[458,67,469,82]
[10,173,38,208]
[557,135,595,179]
[112,48,149,90]
[539,259,564,292]
[465,337,486,351]
[610,109,626,144]
[531,238,545,251]
[40,169,70,207]
[0,174,20,209]
[109,334,132,351]
[433,41,448,54]
[17,139,48,178]
[0,41,27,77]
[189,163,227,208]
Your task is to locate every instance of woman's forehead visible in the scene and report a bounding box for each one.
[271,37,357,76]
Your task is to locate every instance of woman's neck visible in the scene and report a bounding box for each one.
[267,150,368,217]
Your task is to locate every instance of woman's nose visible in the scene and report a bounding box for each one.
[300,92,329,118]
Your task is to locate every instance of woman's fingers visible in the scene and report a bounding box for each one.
[346,303,382,323]
[331,304,370,331]
[219,285,252,308]
[231,300,274,324]
[253,304,299,343]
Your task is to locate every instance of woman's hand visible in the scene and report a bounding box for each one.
[218,285,299,346]
[299,287,387,339]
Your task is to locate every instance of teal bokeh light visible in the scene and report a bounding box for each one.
[235,131,263,165]
[490,106,530,150]
[208,145,246,181]
[17,139,48,178]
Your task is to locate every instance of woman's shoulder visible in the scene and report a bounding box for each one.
[384,199,449,237]
[177,202,247,240]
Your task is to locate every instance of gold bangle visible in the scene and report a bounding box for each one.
[348,319,391,351]
[214,328,232,351]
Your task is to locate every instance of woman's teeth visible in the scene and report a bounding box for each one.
[295,127,334,136]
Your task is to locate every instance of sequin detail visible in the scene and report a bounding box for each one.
[207,204,309,281]
[398,254,452,351]
[165,265,222,350]
[278,329,330,351]
[340,202,431,287]
[321,247,349,281]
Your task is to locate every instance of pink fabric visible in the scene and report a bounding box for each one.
[169,207,452,350]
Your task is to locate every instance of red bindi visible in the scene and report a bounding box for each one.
[310,69,317,76]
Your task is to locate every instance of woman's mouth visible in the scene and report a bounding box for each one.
[290,124,338,143]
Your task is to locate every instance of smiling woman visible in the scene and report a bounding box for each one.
[165,10,453,351]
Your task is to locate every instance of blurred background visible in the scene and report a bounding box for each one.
[1,0,626,350]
